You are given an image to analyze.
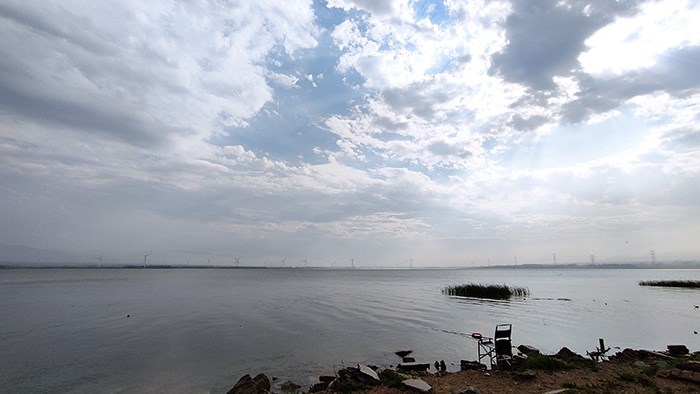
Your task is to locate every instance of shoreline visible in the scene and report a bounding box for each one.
[228,346,700,393]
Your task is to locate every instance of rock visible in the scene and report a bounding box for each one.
[639,349,675,360]
[358,364,380,381]
[308,382,328,393]
[678,361,700,373]
[555,347,578,359]
[330,366,379,390]
[543,390,572,394]
[397,362,431,372]
[279,380,300,392]
[402,378,432,392]
[457,386,480,393]
[395,350,413,358]
[440,360,446,372]
[667,344,690,356]
[318,375,336,383]
[460,360,486,371]
[403,357,416,362]
[227,373,271,394]
[517,344,540,356]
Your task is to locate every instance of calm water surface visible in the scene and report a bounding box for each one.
[1,268,699,393]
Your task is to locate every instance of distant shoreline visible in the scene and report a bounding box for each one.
[2,262,699,270]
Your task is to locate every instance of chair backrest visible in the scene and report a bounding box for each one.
[494,324,512,356]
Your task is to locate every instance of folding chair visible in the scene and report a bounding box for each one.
[472,323,513,369]
[493,323,513,367]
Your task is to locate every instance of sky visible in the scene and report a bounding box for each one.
[1,0,699,267]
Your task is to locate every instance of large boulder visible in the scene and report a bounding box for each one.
[227,373,270,394]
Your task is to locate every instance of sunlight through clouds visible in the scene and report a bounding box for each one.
[1,0,699,266]
[580,0,700,75]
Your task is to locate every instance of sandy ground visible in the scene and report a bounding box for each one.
[366,361,699,394]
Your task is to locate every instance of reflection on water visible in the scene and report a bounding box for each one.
[1,268,698,392]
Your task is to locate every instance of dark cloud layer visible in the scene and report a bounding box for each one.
[490,0,642,91]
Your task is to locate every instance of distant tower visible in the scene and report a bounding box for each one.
[514,256,517,265]
[650,250,656,264]
[351,258,355,269]
[552,253,557,265]
[410,258,413,269]
[590,254,595,264]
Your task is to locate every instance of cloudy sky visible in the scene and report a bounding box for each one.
[1,0,699,267]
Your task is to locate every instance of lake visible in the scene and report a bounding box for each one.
[1,267,698,393]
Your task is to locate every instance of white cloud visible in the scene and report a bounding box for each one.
[580,0,700,75]
[1,0,700,265]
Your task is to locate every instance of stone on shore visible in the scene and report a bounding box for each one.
[517,344,540,356]
[402,378,432,392]
[667,344,690,356]
[358,364,380,381]
[397,362,431,372]
[227,373,270,394]
[460,360,486,370]
[403,356,416,363]
[309,382,328,393]
[395,350,413,358]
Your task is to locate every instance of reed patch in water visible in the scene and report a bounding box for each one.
[442,283,530,300]
[638,280,700,288]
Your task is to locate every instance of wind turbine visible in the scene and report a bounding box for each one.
[303,257,309,268]
[233,257,240,266]
[280,258,287,268]
[351,258,355,269]
[143,253,150,264]
[97,253,103,264]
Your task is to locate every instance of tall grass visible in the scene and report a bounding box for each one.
[442,283,530,300]
[639,280,700,288]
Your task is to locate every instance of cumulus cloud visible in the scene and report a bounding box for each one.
[1,0,700,265]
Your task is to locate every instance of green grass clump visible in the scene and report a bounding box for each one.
[442,283,530,300]
[377,370,404,388]
[639,280,700,288]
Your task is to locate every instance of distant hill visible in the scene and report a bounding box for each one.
[477,261,700,269]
